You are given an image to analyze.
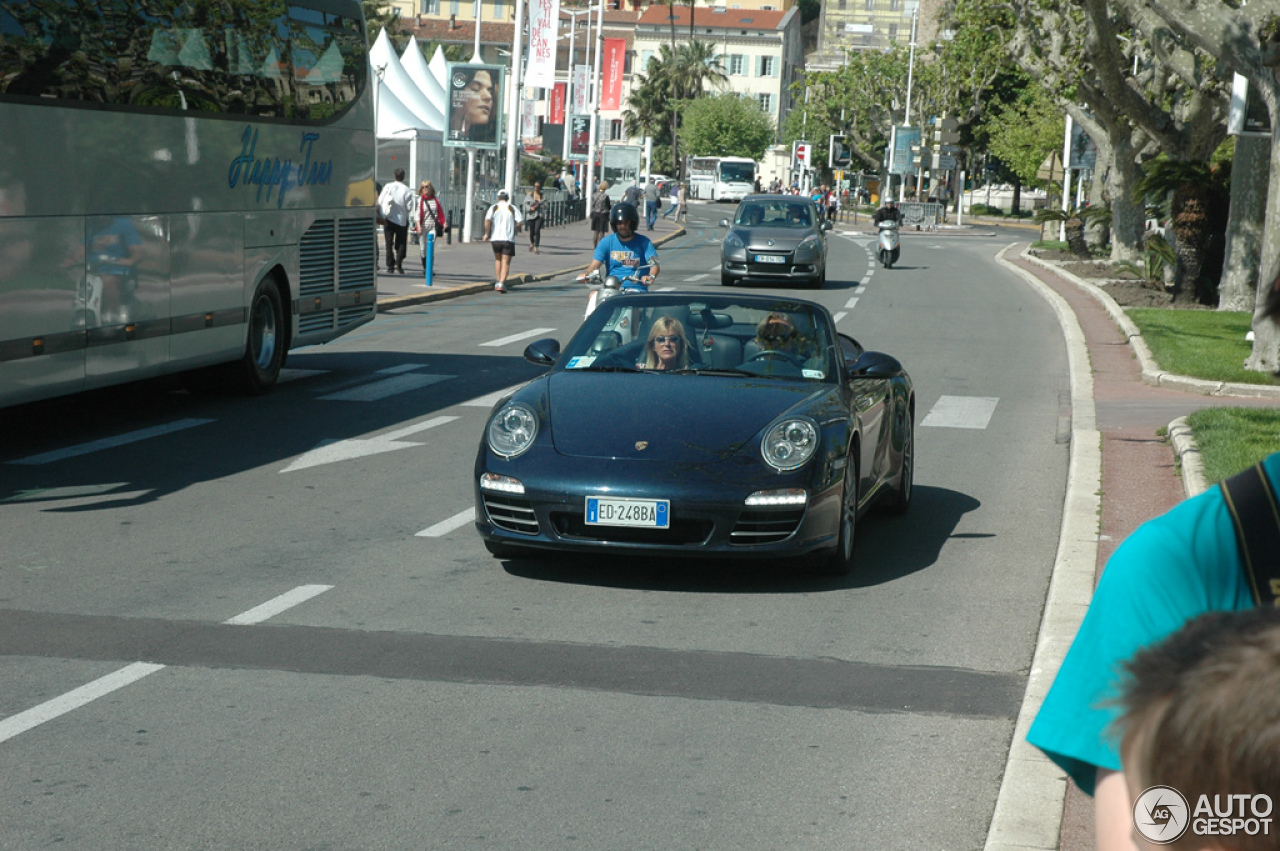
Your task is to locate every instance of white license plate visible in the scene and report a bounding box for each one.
[585,496,670,528]
[754,254,785,264]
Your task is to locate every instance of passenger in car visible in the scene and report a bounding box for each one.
[640,317,691,370]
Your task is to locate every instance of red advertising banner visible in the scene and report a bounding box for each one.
[550,82,566,125]
[601,38,625,111]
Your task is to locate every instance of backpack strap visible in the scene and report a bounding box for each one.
[1220,462,1280,606]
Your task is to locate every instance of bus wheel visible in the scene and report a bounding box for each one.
[236,276,286,394]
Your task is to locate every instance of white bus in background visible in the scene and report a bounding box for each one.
[0,0,377,409]
[712,157,757,202]
[685,156,757,202]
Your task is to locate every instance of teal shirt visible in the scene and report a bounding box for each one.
[1026,452,1279,794]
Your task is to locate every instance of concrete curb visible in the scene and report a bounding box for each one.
[1020,250,1280,401]
[985,245,1102,851]
[375,227,688,311]
[1168,416,1210,499]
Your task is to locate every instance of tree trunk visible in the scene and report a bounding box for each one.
[1086,163,1109,251]
[1106,135,1145,263]
[1219,133,1269,311]
[1244,110,1280,374]
[1011,177,1021,215]
[1066,219,1090,257]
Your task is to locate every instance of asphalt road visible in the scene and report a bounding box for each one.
[0,210,1069,850]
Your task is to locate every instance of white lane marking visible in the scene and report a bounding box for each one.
[480,328,557,347]
[853,285,867,294]
[832,312,848,324]
[7,419,216,466]
[416,508,476,538]
[223,584,334,625]
[844,297,860,309]
[685,274,708,281]
[0,662,165,745]
[377,363,426,375]
[281,415,458,472]
[920,395,1000,429]
[462,384,525,407]
[708,263,722,271]
[319,373,453,402]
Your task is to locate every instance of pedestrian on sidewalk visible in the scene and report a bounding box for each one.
[483,190,523,293]
[416,181,445,266]
[675,182,688,224]
[1027,274,1280,851]
[524,182,544,254]
[661,180,679,219]
[644,179,660,231]
[590,181,611,248]
[377,168,414,274]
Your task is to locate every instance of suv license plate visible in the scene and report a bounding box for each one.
[754,254,785,264]
[585,496,670,528]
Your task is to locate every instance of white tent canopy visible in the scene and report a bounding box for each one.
[402,36,447,116]
[370,28,444,132]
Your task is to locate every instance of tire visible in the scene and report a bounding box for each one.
[884,405,914,515]
[721,270,735,286]
[233,276,286,394]
[806,268,826,289]
[817,451,858,577]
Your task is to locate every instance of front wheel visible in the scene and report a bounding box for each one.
[884,408,914,515]
[817,452,858,577]
[721,270,735,286]
[236,276,286,394]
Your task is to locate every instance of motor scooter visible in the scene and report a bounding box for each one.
[877,220,900,269]
[578,265,650,320]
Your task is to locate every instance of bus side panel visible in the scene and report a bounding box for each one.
[84,215,171,388]
[0,217,87,406]
[168,212,246,370]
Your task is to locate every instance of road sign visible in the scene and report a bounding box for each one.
[793,141,813,169]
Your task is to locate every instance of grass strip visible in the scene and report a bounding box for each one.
[1184,407,1280,484]
[1126,308,1277,386]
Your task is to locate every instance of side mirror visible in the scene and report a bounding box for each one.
[848,351,901,379]
[821,221,834,232]
[719,219,730,228]
[523,338,561,366]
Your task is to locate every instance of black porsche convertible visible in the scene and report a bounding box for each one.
[473,292,914,575]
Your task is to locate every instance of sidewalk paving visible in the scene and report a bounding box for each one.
[375,214,687,310]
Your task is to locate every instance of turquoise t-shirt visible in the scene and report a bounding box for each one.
[1026,452,1279,794]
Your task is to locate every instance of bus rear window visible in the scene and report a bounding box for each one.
[0,0,367,122]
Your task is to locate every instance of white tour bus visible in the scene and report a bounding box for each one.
[712,156,757,202]
[0,0,378,409]
[686,156,757,202]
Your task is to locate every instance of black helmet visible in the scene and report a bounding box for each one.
[609,202,639,232]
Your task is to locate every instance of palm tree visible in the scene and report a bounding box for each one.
[1034,206,1091,258]
[1132,159,1225,302]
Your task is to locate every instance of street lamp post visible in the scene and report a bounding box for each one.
[503,0,526,196]
[462,0,483,244]
[561,8,595,164]
[583,0,604,202]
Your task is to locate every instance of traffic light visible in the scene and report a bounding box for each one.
[829,135,851,167]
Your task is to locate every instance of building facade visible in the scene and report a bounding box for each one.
[810,0,946,70]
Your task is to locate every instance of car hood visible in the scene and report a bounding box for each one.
[729,226,812,250]
[546,373,823,461]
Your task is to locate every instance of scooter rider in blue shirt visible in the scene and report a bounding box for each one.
[578,203,659,290]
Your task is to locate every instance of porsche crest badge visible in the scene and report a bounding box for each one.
[635,441,649,451]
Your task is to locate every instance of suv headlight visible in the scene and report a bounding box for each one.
[760,417,819,471]
[797,234,822,252]
[723,231,745,249]
[487,403,539,458]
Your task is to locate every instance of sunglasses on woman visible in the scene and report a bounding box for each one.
[653,335,682,344]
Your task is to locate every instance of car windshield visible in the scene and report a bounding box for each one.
[734,201,812,229]
[559,295,834,382]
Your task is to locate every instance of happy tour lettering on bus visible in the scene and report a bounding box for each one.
[227,126,334,207]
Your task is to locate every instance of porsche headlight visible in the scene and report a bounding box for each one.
[723,231,745,249]
[487,403,539,458]
[761,417,819,472]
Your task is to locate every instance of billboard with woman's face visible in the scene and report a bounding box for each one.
[444,63,504,149]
